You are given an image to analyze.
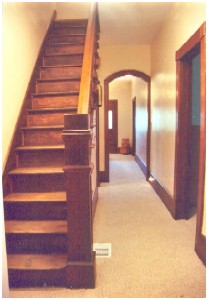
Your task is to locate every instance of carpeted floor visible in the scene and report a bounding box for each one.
[10,154,206,298]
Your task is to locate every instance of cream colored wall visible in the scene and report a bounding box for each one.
[150,2,206,196]
[55,2,90,19]
[98,45,151,170]
[2,2,56,169]
[132,77,148,164]
[109,80,132,147]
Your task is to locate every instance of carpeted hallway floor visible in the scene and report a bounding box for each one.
[10,154,206,298]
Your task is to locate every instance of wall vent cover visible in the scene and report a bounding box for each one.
[93,243,112,258]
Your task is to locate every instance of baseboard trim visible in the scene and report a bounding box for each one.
[148,173,176,219]
[92,187,98,220]
[99,171,109,182]
[195,233,206,266]
[135,154,147,177]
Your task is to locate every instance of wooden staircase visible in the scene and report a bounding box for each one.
[3,17,97,288]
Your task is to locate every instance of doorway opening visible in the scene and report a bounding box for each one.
[174,23,206,264]
[104,70,151,182]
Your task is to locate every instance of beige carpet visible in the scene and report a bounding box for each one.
[9,154,206,298]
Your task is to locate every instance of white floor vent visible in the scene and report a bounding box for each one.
[93,243,112,258]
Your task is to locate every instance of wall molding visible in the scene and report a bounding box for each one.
[148,173,176,219]
[135,154,147,178]
[195,233,206,266]
[99,171,109,182]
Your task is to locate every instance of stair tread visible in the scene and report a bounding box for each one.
[32,91,79,97]
[40,64,82,68]
[7,253,67,269]
[36,77,80,83]
[27,107,76,113]
[9,167,64,175]
[4,191,66,202]
[48,42,85,46]
[44,53,83,57]
[22,125,64,130]
[5,220,67,234]
[16,145,64,151]
[49,33,86,37]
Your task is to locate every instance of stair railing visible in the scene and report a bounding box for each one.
[62,2,100,289]
[78,2,100,114]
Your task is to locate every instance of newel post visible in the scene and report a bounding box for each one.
[62,114,96,289]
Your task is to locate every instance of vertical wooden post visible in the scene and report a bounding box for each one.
[62,114,96,289]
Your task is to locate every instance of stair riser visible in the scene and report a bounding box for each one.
[44,55,83,66]
[10,173,65,193]
[46,44,84,55]
[23,130,63,146]
[32,95,78,109]
[27,113,66,127]
[6,234,67,254]
[8,269,66,288]
[51,27,86,35]
[17,149,65,167]
[49,35,85,44]
[4,202,67,220]
[36,81,80,93]
[40,66,82,79]
[54,20,88,28]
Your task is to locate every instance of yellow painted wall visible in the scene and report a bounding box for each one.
[150,2,206,195]
[132,77,148,164]
[2,2,55,169]
[56,2,90,19]
[109,80,132,147]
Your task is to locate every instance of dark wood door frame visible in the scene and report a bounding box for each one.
[132,97,136,156]
[102,69,151,182]
[174,22,206,264]
[108,99,118,153]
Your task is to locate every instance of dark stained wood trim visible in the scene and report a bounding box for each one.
[2,10,57,196]
[92,186,98,220]
[195,233,206,266]
[108,99,118,154]
[148,173,176,219]
[195,33,206,266]
[103,69,151,182]
[135,154,147,178]
[99,171,108,182]
[176,22,206,60]
[132,97,136,156]
[63,113,96,288]
[174,23,206,263]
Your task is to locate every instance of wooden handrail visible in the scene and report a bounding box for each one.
[78,2,99,114]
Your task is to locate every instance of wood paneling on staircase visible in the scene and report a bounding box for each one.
[3,7,100,289]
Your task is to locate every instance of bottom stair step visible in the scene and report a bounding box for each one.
[5,220,68,254]
[4,192,67,220]
[8,254,67,287]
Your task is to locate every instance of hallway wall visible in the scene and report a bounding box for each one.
[2,2,56,169]
[132,77,148,165]
[150,2,206,196]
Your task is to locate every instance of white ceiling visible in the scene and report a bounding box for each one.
[98,2,173,45]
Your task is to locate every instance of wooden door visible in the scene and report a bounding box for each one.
[108,100,118,153]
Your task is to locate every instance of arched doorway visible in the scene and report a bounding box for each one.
[104,69,151,181]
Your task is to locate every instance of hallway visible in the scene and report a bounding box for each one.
[10,155,206,298]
